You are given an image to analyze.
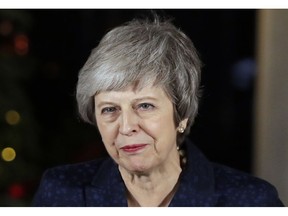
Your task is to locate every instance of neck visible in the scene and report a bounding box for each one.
[126,180,179,207]
[118,156,182,207]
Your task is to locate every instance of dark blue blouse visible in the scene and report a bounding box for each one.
[32,140,284,207]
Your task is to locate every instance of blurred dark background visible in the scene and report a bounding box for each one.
[0,9,256,206]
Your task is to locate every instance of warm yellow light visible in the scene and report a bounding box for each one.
[5,110,21,125]
[1,147,16,162]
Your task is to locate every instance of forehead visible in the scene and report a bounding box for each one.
[94,85,170,102]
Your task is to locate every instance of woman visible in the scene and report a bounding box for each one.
[33,17,284,207]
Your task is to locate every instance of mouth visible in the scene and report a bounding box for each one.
[120,144,148,153]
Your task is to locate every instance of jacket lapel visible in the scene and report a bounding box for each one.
[84,158,128,207]
[169,141,218,206]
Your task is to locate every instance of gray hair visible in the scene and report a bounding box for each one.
[76,17,202,145]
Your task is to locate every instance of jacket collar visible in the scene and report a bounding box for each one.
[85,159,128,206]
[85,139,218,207]
[169,140,218,206]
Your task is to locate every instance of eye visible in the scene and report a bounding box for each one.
[137,103,155,111]
[101,107,117,114]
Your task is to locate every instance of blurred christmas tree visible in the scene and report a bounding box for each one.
[0,10,41,206]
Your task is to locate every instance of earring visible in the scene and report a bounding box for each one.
[178,127,185,133]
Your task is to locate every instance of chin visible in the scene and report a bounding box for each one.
[125,161,153,174]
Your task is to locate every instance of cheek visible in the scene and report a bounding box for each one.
[97,122,118,145]
[144,122,162,137]
[98,123,120,159]
[143,115,177,143]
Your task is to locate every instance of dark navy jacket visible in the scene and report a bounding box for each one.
[32,140,284,207]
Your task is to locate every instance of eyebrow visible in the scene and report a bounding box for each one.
[95,101,116,109]
[95,96,158,109]
[133,96,158,103]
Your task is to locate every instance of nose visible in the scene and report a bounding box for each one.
[119,109,140,136]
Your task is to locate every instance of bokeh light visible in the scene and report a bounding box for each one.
[0,20,13,36]
[8,183,25,199]
[1,147,16,162]
[14,34,29,55]
[5,110,21,125]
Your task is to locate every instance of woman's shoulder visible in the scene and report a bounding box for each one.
[212,163,284,206]
[42,158,108,185]
[32,157,111,206]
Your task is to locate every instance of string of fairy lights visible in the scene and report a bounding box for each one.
[0,11,29,165]
[1,17,28,163]
[0,11,37,206]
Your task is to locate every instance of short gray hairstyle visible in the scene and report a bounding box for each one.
[76,17,202,145]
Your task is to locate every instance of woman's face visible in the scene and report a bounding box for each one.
[94,85,183,173]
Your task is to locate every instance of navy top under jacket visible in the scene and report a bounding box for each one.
[32,139,284,207]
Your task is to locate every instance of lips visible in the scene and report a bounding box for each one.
[120,144,148,153]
